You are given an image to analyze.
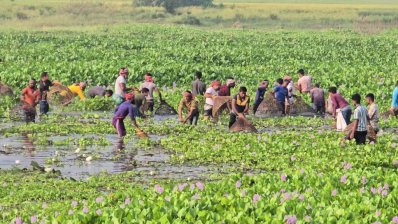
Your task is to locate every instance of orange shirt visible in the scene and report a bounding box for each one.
[22,87,40,106]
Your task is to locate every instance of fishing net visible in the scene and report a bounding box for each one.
[292,96,315,115]
[47,84,74,105]
[344,123,377,142]
[9,102,36,121]
[154,101,177,115]
[0,82,13,96]
[254,93,282,117]
[381,110,398,119]
[230,117,257,133]
[135,128,149,138]
[212,96,232,118]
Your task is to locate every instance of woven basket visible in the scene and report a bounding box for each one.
[230,117,257,133]
[47,84,74,105]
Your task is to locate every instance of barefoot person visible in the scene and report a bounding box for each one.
[229,87,250,128]
[39,72,53,115]
[21,79,40,123]
[178,91,199,125]
[112,93,144,145]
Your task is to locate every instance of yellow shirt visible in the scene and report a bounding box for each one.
[68,85,85,100]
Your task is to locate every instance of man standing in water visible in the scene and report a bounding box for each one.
[191,71,206,96]
[113,67,131,106]
[391,81,398,116]
[112,93,144,147]
[229,86,250,128]
[297,69,312,94]
[347,94,368,145]
[178,91,200,125]
[140,73,162,113]
[21,79,40,123]
[39,72,53,115]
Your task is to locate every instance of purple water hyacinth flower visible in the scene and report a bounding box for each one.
[281,174,287,181]
[40,221,45,224]
[31,216,38,223]
[344,163,352,170]
[155,184,164,194]
[178,183,188,192]
[374,222,381,224]
[392,216,398,224]
[304,215,311,222]
[300,169,305,174]
[377,186,383,194]
[362,176,367,185]
[371,187,377,194]
[299,194,305,201]
[360,187,365,193]
[83,207,89,214]
[283,192,291,200]
[285,215,297,224]
[375,210,381,216]
[96,209,102,215]
[190,184,195,191]
[383,183,389,190]
[381,190,388,197]
[165,196,171,202]
[192,193,200,200]
[280,188,286,193]
[15,217,22,224]
[331,189,337,196]
[71,201,78,207]
[253,194,261,204]
[290,155,296,161]
[340,174,347,184]
[68,210,74,215]
[235,180,241,188]
[196,182,205,191]
[124,198,131,205]
[96,197,104,203]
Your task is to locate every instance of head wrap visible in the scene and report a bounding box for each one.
[183,91,193,98]
[125,93,134,101]
[145,75,153,82]
[226,79,235,87]
[119,68,128,75]
[211,80,221,88]
[283,75,292,81]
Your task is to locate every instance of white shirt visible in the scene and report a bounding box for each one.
[140,82,157,101]
[205,87,218,106]
[114,76,126,96]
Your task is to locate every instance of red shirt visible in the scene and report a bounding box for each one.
[218,84,230,96]
[330,93,349,114]
[22,87,40,107]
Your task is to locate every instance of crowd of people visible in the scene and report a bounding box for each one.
[15,68,398,145]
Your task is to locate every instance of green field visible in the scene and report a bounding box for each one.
[1,0,398,223]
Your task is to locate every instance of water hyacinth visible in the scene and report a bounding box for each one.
[290,155,296,161]
[155,184,164,194]
[253,194,261,204]
[83,206,89,214]
[178,183,188,192]
[192,193,200,200]
[304,215,311,222]
[392,216,398,224]
[71,200,78,207]
[362,176,367,185]
[375,210,381,216]
[235,180,241,188]
[331,189,337,196]
[360,187,365,193]
[281,173,287,181]
[15,217,22,224]
[340,174,347,184]
[96,209,102,215]
[285,215,297,224]
[393,160,398,166]
[196,182,204,191]
[124,198,131,205]
[190,184,195,191]
[31,215,38,223]
[68,210,74,215]
[241,190,246,197]
[42,203,48,209]
[165,196,171,202]
[95,197,104,203]
[299,194,305,201]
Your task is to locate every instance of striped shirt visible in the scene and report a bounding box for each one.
[353,105,368,132]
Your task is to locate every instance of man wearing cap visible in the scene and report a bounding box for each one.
[297,69,312,94]
[140,73,162,113]
[113,67,131,106]
[204,80,221,120]
[112,93,144,144]
[178,91,200,125]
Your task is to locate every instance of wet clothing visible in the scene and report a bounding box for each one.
[39,80,52,100]
[178,99,200,125]
[192,79,206,96]
[253,86,267,113]
[112,101,137,137]
[40,100,49,115]
[68,85,85,100]
[88,86,106,98]
[354,131,367,145]
[392,87,398,109]
[297,75,312,92]
[310,87,325,114]
[229,94,250,128]
[368,103,379,132]
[21,87,39,123]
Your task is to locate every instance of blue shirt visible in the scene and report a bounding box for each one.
[114,101,136,120]
[274,85,288,102]
[392,87,398,108]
